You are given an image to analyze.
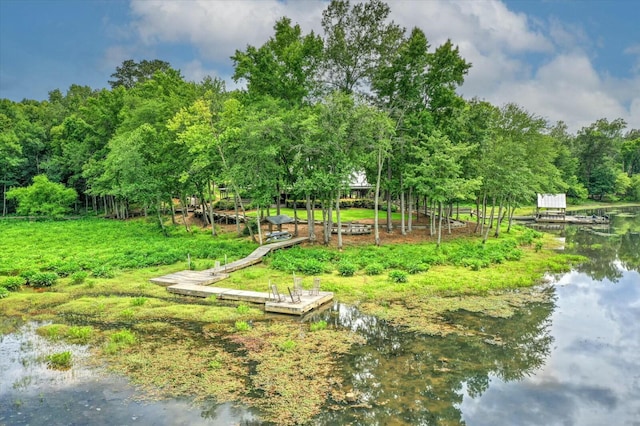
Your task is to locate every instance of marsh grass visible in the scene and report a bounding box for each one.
[46,351,72,369]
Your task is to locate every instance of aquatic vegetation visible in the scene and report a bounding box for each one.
[46,351,72,369]
[234,321,251,332]
[105,329,136,354]
[310,320,328,332]
[131,297,148,306]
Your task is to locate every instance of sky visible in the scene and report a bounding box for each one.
[1,0,638,133]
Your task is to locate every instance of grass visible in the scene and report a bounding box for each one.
[0,217,256,278]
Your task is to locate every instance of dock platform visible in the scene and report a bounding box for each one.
[166,283,333,315]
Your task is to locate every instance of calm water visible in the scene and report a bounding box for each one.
[1,208,639,425]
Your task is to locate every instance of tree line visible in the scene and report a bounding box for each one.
[1,0,639,247]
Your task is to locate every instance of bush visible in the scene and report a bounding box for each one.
[337,261,357,277]
[364,263,384,276]
[0,287,8,299]
[388,270,408,283]
[30,272,59,288]
[297,258,328,275]
[92,266,115,278]
[405,263,429,274]
[70,271,88,284]
[6,175,77,218]
[1,276,25,291]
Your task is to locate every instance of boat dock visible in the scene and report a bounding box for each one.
[151,236,335,315]
[166,284,334,315]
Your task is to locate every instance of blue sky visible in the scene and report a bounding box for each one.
[1,0,638,132]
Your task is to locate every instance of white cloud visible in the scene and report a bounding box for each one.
[119,0,639,132]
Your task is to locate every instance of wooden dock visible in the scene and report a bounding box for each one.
[166,284,334,315]
[150,237,308,286]
[150,236,334,315]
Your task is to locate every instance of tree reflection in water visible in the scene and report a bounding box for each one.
[312,292,555,425]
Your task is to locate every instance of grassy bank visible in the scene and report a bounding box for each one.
[0,216,585,424]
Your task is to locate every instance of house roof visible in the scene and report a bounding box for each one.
[537,193,566,209]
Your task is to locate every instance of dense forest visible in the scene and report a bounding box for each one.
[2,0,639,247]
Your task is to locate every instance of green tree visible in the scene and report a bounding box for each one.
[7,175,77,217]
[108,59,173,89]
[321,0,403,94]
[232,17,323,106]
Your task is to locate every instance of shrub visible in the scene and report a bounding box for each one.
[405,263,429,274]
[30,272,59,288]
[92,266,115,278]
[70,271,88,284]
[310,320,328,332]
[1,276,25,291]
[297,258,327,275]
[0,287,9,299]
[388,270,408,283]
[364,262,384,276]
[337,261,357,277]
[19,270,38,285]
[46,351,72,369]
[6,175,77,218]
[53,261,80,277]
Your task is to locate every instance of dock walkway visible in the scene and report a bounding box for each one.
[150,236,334,315]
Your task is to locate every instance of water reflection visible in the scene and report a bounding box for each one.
[310,294,555,425]
[459,207,640,425]
[0,323,259,426]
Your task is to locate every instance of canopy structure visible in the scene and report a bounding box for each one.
[537,193,566,209]
[536,193,566,220]
[265,214,295,225]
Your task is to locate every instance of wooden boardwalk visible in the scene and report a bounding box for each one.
[150,237,308,287]
[150,236,334,315]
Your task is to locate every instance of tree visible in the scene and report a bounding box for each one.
[7,175,77,217]
[232,17,323,106]
[321,0,403,94]
[108,59,173,89]
[575,118,626,197]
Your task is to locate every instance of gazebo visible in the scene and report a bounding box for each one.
[536,194,566,221]
[264,214,294,242]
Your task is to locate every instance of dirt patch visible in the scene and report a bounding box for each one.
[189,210,479,247]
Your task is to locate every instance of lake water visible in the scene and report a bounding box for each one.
[1,208,639,425]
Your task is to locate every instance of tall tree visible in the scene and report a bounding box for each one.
[321,0,403,94]
[108,59,172,89]
[232,17,323,106]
